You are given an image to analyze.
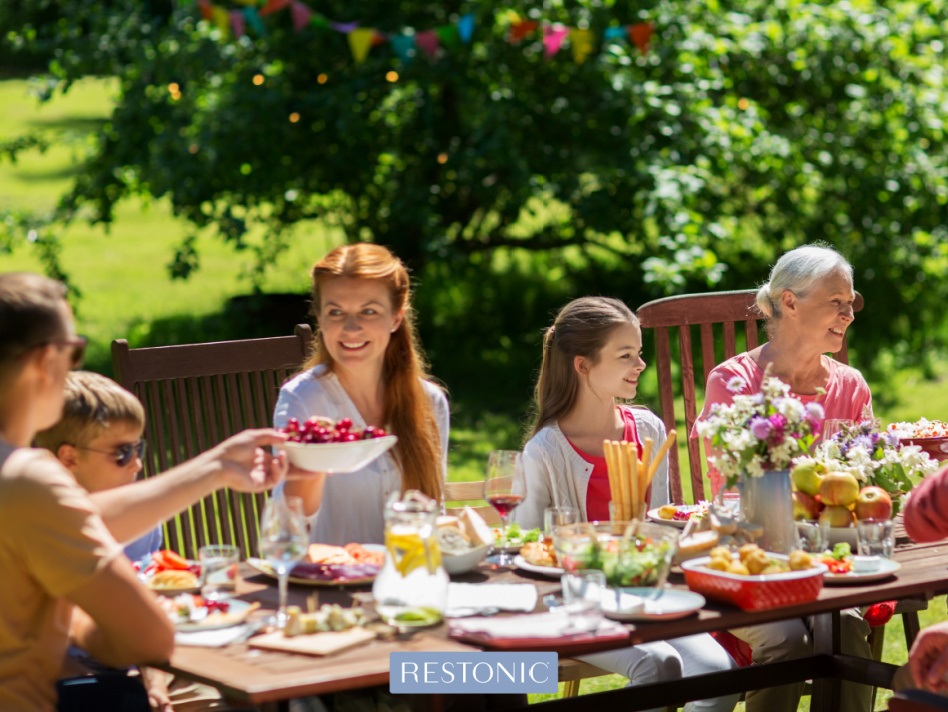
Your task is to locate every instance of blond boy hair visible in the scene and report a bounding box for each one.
[35,371,145,451]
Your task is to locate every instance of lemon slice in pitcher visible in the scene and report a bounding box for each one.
[386,532,442,576]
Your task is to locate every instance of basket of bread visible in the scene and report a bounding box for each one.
[436,507,493,574]
[681,544,827,611]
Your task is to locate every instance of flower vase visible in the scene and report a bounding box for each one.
[738,469,797,554]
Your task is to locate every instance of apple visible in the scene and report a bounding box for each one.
[854,486,893,521]
[819,504,855,528]
[793,490,823,520]
[819,471,860,507]
[791,462,826,497]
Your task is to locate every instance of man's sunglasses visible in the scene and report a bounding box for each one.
[47,336,88,369]
[76,439,147,467]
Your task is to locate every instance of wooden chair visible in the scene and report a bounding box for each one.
[443,479,612,698]
[636,289,923,670]
[111,324,315,560]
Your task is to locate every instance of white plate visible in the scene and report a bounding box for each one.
[247,544,384,587]
[601,588,706,621]
[824,558,901,585]
[279,435,397,474]
[646,507,701,529]
[513,555,564,578]
[175,599,254,632]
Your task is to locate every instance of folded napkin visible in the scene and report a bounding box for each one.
[175,623,257,648]
[448,611,626,640]
[446,583,538,618]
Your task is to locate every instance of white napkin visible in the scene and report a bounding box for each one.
[449,611,626,639]
[175,623,256,648]
[445,583,538,618]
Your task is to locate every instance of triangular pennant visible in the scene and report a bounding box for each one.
[309,13,330,29]
[457,13,475,43]
[415,30,440,58]
[347,28,375,64]
[628,22,654,54]
[603,26,626,42]
[372,31,388,47]
[390,35,416,63]
[242,7,265,35]
[508,20,539,44]
[331,20,359,33]
[542,23,570,59]
[232,0,257,5]
[435,24,458,47]
[290,2,312,31]
[258,0,290,17]
[570,28,595,64]
[230,10,246,38]
[198,0,212,21]
[210,5,230,37]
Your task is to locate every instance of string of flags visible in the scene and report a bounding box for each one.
[194,1,655,65]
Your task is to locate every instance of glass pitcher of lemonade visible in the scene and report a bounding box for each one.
[372,490,448,627]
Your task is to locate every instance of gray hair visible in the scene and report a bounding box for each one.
[756,244,853,320]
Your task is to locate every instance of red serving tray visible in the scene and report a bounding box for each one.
[900,436,948,462]
[681,556,827,611]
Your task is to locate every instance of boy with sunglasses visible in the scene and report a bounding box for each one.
[36,371,160,562]
[0,271,292,712]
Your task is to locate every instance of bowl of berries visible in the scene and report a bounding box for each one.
[278,416,397,473]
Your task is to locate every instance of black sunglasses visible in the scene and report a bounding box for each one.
[47,336,88,369]
[76,439,146,467]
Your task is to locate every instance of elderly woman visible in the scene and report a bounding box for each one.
[693,244,873,712]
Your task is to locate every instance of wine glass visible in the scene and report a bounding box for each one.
[259,494,308,628]
[483,450,527,568]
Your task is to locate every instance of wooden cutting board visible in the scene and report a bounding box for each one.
[249,627,375,656]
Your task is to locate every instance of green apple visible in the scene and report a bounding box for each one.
[791,461,826,496]
[819,504,855,528]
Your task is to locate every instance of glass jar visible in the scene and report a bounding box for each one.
[372,490,448,627]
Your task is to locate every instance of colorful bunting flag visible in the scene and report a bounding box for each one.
[230,10,246,38]
[210,5,231,36]
[348,28,376,64]
[628,22,654,54]
[542,24,569,59]
[258,0,290,17]
[436,24,458,47]
[198,0,212,21]
[457,14,475,43]
[415,29,440,58]
[290,2,312,32]
[570,28,594,64]
[390,35,416,63]
[509,20,539,44]
[603,26,626,42]
[242,6,265,35]
[331,21,359,33]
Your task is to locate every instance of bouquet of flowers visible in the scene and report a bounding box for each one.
[695,375,824,489]
[794,419,939,514]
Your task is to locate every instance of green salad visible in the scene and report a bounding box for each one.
[562,534,674,587]
[493,523,541,547]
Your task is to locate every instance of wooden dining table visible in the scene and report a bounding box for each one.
[160,520,948,712]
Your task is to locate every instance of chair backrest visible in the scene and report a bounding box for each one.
[637,289,864,504]
[111,324,315,560]
[443,480,501,526]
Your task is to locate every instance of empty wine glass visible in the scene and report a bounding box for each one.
[483,450,527,568]
[259,494,308,628]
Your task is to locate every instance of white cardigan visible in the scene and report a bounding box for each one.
[513,407,671,530]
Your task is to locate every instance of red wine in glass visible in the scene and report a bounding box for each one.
[483,450,527,568]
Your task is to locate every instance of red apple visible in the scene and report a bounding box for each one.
[819,505,855,528]
[819,471,860,508]
[793,490,823,520]
[854,486,893,521]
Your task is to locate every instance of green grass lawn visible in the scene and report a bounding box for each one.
[3,76,948,710]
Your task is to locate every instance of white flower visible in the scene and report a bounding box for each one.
[806,403,825,420]
[726,376,746,394]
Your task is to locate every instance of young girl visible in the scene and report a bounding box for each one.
[275,243,450,545]
[515,296,738,712]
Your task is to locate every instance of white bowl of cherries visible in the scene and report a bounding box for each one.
[278,417,397,474]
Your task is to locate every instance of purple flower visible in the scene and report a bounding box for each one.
[750,417,773,440]
[882,431,900,448]
[769,414,788,444]
[806,403,825,420]
[726,376,747,394]
[853,435,875,452]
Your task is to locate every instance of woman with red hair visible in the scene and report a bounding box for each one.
[276,243,449,545]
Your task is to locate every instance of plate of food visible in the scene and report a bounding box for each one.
[491,523,542,554]
[159,594,257,631]
[819,543,901,584]
[647,504,707,529]
[600,588,706,622]
[276,417,397,473]
[513,541,564,577]
[248,542,384,586]
[137,549,202,595]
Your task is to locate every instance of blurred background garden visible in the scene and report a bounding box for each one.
[2,1,948,707]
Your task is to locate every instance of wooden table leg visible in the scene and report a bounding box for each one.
[811,611,841,712]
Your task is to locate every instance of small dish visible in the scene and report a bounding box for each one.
[173,599,255,632]
[824,558,901,585]
[513,555,564,578]
[442,544,491,575]
[646,506,701,530]
[279,435,397,474]
[601,588,706,622]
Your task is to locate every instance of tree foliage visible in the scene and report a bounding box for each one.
[4,0,948,373]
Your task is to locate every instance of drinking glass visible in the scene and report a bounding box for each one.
[560,570,606,633]
[199,544,239,601]
[259,494,308,628]
[544,506,580,549]
[856,518,895,559]
[796,519,830,554]
[483,450,527,568]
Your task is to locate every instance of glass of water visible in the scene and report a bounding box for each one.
[560,569,606,633]
[259,494,308,628]
[856,518,895,559]
[199,544,239,601]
